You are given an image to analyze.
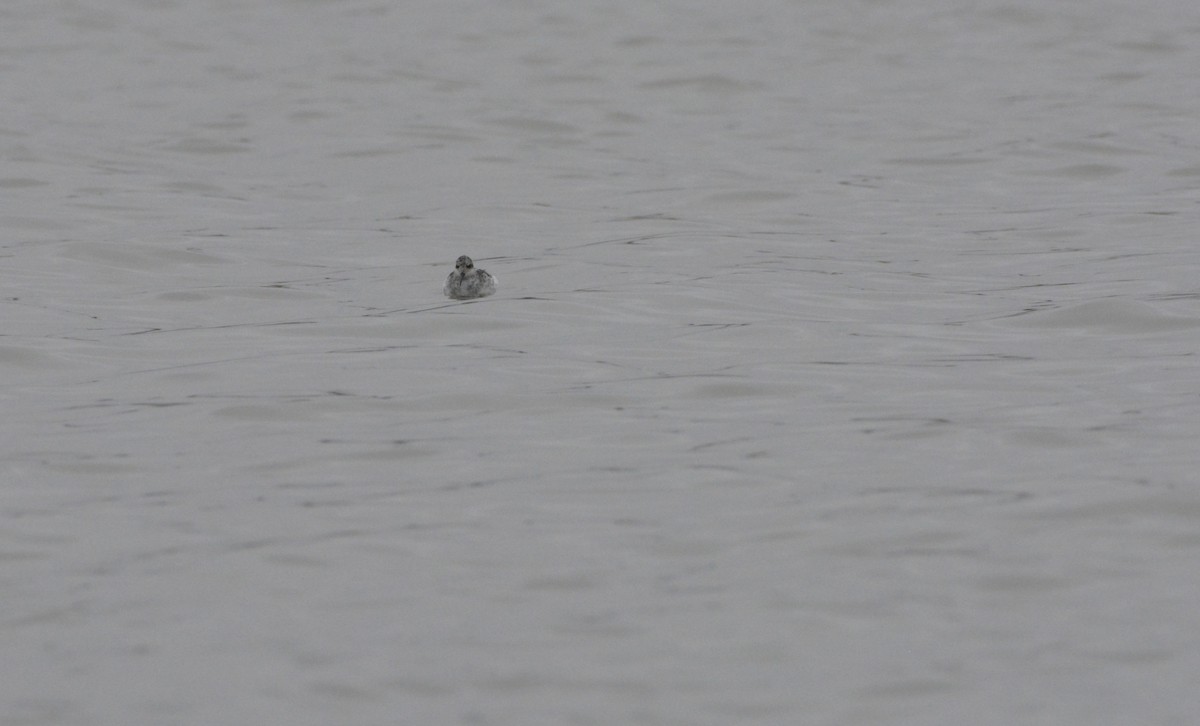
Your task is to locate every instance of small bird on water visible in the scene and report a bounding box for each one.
[443,255,497,299]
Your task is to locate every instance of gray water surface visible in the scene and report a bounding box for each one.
[4,1,1200,724]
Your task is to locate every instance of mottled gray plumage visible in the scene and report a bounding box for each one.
[443,255,497,299]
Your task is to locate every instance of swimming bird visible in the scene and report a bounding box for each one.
[443,255,497,299]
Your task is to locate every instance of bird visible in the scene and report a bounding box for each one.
[443,255,497,299]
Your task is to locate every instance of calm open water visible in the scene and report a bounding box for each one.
[3,0,1200,724]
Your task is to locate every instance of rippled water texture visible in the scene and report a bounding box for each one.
[4,0,1200,724]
